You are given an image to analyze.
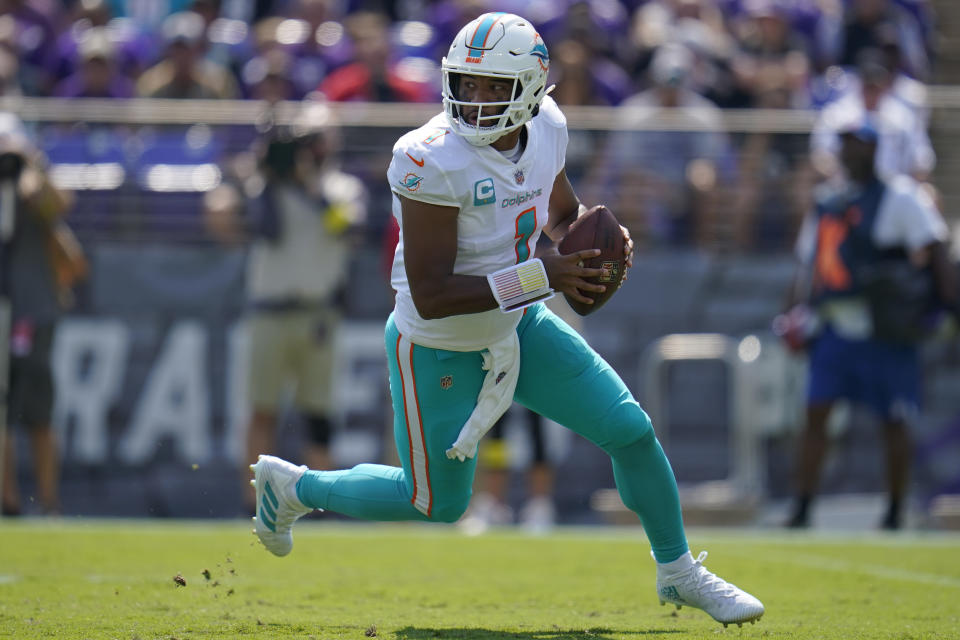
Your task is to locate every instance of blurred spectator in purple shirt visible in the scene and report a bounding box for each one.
[243,47,296,103]
[136,10,239,99]
[53,27,135,98]
[730,0,811,109]
[0,0,59,95]
[244,0,351,100]
[819,0,931,80]
[52,0,155,84]
[537,0,632,65]
[0,45,20,96]
[317,10,433,103]
[549,37,633,107]
[288,0,351,96]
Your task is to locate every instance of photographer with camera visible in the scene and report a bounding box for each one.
[782,121,958,530]
[1,112,81,517]
[203,101,367,512]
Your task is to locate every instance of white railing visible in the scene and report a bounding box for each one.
[2,88,958,130]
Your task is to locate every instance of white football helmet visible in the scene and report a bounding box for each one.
[441,12,550,146]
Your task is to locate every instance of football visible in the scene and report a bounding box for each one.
[557,205,626,316]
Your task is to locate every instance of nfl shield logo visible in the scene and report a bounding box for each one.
[513,168,524,185]
[440,375,453,390]
[599,260,620,283]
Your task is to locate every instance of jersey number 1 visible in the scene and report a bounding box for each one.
[514,207,537,263]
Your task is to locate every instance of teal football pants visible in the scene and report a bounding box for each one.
[296,302,688,562]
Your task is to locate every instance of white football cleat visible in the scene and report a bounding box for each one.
[655,551,764,627]
[250,455,312,557]
[519,496,556,535]
[457,493,513,536]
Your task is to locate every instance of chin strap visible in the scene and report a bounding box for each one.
[530,85,554,119]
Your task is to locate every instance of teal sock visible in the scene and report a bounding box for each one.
[296,463,430,522]
[610,431,689,563]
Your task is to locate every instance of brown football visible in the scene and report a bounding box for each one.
[557,205,625,316]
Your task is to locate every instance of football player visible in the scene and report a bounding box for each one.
[250,12,764,627]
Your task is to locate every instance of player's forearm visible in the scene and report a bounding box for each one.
[543,203,586,242]
[409,274,499,319]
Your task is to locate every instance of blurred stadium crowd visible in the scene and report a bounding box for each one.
[0,0,938,105]
[0,0,945,253]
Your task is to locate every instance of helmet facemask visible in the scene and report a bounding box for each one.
[441,13,549,146]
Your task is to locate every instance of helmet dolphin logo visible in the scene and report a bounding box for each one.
[530,36,549,71]
[530,38,549,62]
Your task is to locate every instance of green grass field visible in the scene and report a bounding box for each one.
[1,520,958,639]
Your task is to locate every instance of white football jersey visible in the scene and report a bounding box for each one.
[387,95,568,351]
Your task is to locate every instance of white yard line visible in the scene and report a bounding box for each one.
[771,551,960,588]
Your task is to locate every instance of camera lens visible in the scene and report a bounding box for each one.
[0,152,24,180]
[264,138,298,178]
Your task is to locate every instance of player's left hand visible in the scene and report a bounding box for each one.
[541,248,608,306]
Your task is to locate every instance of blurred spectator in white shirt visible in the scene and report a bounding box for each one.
[810,48,933,183]
[628,0,737,106]
[835,22,930,126]
[592,42,734,247]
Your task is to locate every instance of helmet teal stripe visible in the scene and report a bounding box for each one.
[467,12,506,60]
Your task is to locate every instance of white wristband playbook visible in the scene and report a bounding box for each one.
[486,258,554,312]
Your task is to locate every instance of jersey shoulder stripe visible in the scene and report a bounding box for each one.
[393,115,469,170]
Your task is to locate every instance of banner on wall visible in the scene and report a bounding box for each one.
[25,245,390,516]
